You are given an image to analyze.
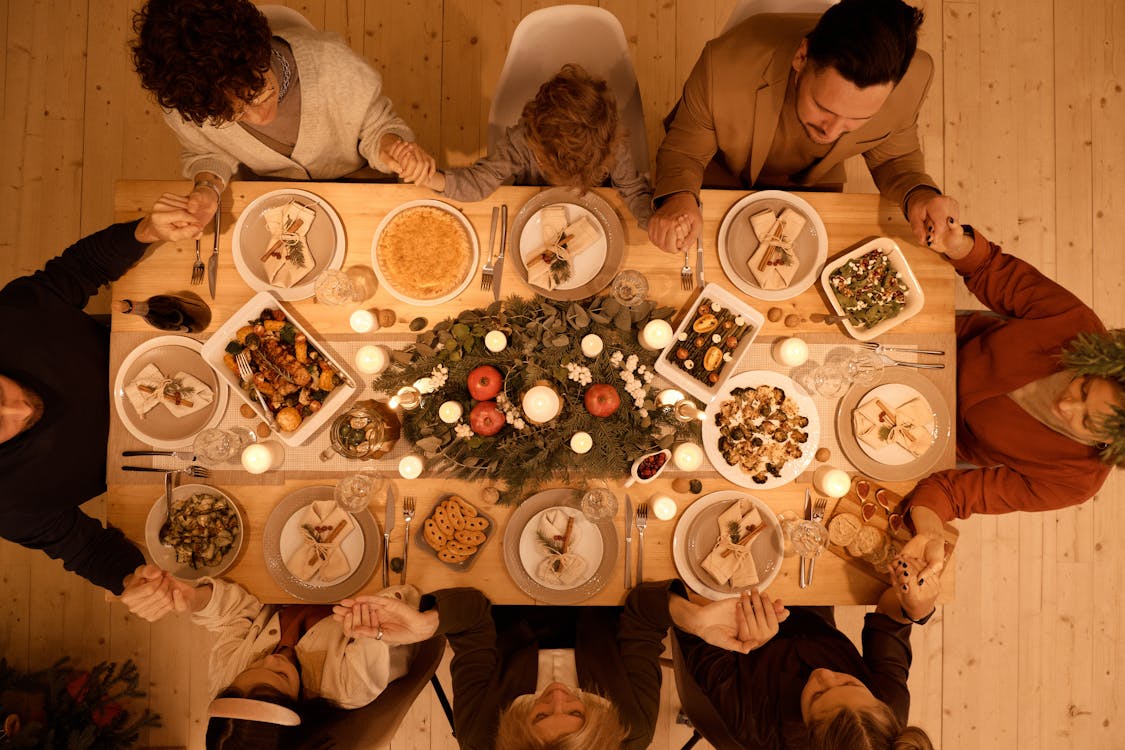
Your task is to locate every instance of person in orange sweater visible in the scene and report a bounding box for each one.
[906,217,1124,578]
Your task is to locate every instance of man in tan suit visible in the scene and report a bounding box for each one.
[650,0,957,253]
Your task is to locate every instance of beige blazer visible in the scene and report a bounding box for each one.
[654,14,938,211]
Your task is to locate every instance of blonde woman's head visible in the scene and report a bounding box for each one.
[495,682,628,750]
[801,669,934,750]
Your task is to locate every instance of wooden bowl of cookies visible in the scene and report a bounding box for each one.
[414,494,494,570]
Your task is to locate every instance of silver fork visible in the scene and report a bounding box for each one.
[400,497,416,584]
[634,503,649,583]
[179,465,211,479]
[806,496,828,585]
[859,341,945,356]
[190,239,205,285]
[480,206,499,291]
[875,353,945,370]
[235,350,279,430]
[680,249,693,290]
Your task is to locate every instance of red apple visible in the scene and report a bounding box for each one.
[467,365,503,401]
[584,383,621,417]
[469,401,506,436]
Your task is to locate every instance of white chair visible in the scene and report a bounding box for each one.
[488,5,649,172]
[258,4,315,31]
[720,0,838,36]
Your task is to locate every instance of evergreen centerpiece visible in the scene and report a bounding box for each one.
[372,295,701,502]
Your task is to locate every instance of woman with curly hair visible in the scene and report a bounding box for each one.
[674,577,937,750]
[418,64,653,228]
[904,217,1125,579]
[131,0,435,224]
[332,583,757,750]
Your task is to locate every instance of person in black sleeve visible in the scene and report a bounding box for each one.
[0,193,201,594]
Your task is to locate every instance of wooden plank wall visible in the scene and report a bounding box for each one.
[1,1,1122,747]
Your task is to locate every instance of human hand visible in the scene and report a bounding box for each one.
[332,595,437,645]
[118,565,174,621]
[647,192,702,253]
[732,589,789,652]
[900,531,945,583]
[134,192,205,244]
[186,184,220,226]
[889,554,939,621]
[381,136,438,185]
[907,192,967,255]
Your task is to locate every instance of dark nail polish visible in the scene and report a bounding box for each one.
[948,217,955,224]
[901,584,908,591]
[918,577,925,585]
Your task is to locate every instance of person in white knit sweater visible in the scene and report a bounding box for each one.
[131,0,436,226]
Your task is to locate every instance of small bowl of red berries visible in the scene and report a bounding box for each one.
[624,448,671,487]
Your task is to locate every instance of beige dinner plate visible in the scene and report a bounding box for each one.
[263,486,381,602]
[509,188,624,300]
[144,483,243,581]
[113,335,227,449]
[836,369,951,482]
[232,188,347,301]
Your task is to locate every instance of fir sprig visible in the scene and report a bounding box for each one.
[1060,329,1125,464]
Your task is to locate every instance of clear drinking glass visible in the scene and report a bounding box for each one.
[810,360,849,398]
[192,427,254,467]
[315,269,362,305]
[777,510,828,559]
[579,485,619,522]
[334,471,388,514]
[345,265,379,302]
[610,270,649,307]
[846,349,884,386]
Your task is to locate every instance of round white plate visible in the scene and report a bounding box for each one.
[370,199,479,306]
[517,506,604,591]
[263,486,381,603]
[853,384,933,466]
[278,503,367,587]
[517,203,608,290]
[232,188,347,301]
[702,370,820,490]
[114,335,227,450]
[672,491,784,600]
[145,483,243,580]
[717,190,828,301]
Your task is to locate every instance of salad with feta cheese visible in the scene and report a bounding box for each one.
[828,249,908,329]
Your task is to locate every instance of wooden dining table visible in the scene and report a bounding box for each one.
[109,180,957,606]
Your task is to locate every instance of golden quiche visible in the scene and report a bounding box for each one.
[376,206,472,300]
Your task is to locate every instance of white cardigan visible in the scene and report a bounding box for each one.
[164,25,415,185]
[193,578,417,710]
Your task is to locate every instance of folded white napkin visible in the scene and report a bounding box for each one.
[123,363,214,419]
[262,201,318,288]
[700,499,762,587]
[285,500,355,582]
[746,208,806,290]
[853,397,934,456]
[537,508,582,551]
[524,214,599,289]
[532,509,589,587]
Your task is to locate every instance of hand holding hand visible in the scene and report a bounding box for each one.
[889,554,939,621]
[118,565,174,621]
[733,589,789,652]
[134,193,205,244]
[907,191,960,245]
[332,595,437,645]
[901,532,945,582]
[186,185,220,226]
[647,192,702,254]
[381,136,438,185]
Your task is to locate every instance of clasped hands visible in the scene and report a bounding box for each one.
[332,595,439,644]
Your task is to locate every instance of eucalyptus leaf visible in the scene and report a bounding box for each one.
[434,320,453,332]
[487,300,502,315]
[551,335,569,347]
[416,436,444,453]
[613,308,632,331]
[657,433,674,449]
[652,306,676,319]
[391,350,413,364]
[630,301,654,321]
[415,344,436,358]
[565,304,591,329]
[588,311,610,324]
[602,297,622,316]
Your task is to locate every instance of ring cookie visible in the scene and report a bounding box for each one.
[454,529,487,546]
[423,496,489,566]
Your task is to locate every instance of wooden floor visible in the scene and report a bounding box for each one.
[2,1,1123,747]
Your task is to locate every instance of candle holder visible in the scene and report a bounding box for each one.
[390,386,422,411]
[241,440,285,474]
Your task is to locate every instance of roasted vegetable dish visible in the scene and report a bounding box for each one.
[664,298,756,387]
[827,249,908,329]
[160,492,240,568]
[222,307,342,431]
[714,385,809,484]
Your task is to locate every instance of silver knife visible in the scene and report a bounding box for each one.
[383,484,396,587]
[624,494,634,589]
[695,234,705,286]
[799,488,811,588]
[207,207,220,299]
[493,204,507,301]
[122,449,196,461]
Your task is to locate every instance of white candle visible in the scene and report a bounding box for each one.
[813,466,851,498]
[390,386,421,411]
[651,495,678,521]
[673,399,705,422]
[656,388,685,407]
[522,384,561,424]
[672,442,704,471]
[570,431,593,454]
[241,441,284,474]
[349,309,377,334]
[581,334,604,358]
[438,400,463,424]
[772,337,810,367]
[639,319,674,351]
[484,330,508,353]
[354,344,388,375]
[398,454,424,480]
[413,377,435,394]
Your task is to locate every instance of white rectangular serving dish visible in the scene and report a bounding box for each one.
[819,237,925,342]
[654,283,766,404]
[200,290,356,447]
